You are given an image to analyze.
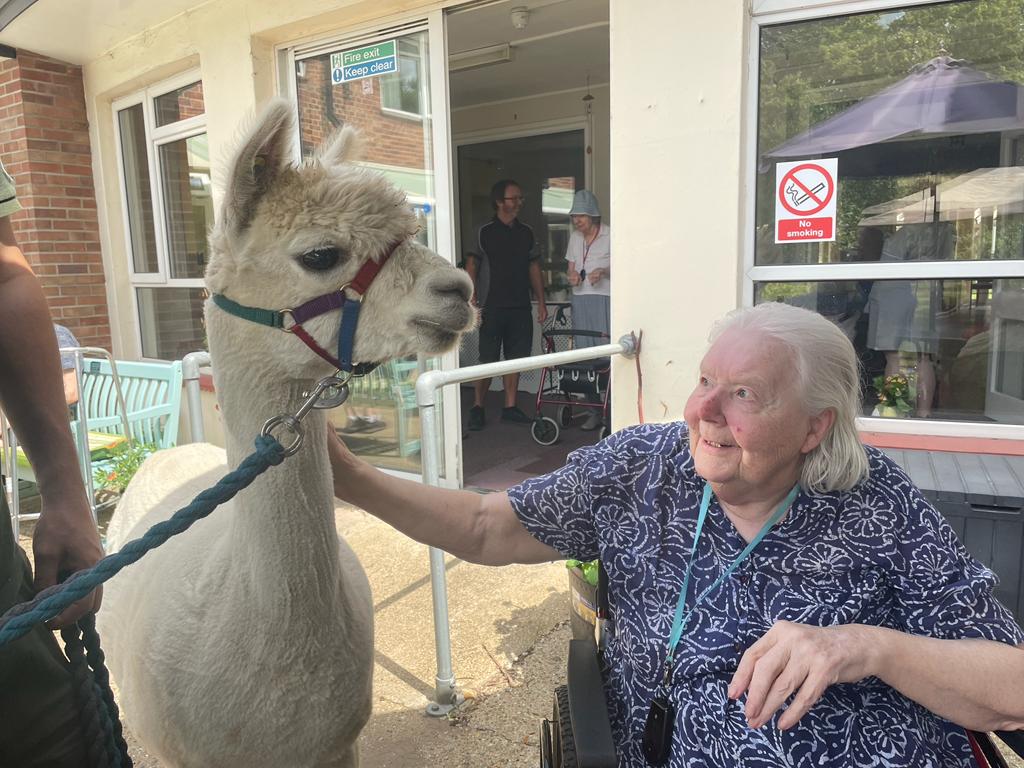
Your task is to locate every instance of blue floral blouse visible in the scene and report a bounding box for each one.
[508,422,1024,767]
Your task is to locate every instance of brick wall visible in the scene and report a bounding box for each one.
[0,50,110,350]
[297,56,426,169]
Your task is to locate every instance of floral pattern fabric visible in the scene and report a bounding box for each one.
[508,422,1024,768]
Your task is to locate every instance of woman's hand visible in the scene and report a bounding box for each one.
[568,266,580,286]
[588,267,606,285]
[727,621,875,730]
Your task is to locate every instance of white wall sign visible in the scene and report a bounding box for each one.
[774,158,838,243]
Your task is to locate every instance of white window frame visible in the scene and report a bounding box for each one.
[380,36,431,121]
[743,0,1024,440]
[112,69,209,359]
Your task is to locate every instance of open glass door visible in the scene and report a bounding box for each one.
[285,14,462,482]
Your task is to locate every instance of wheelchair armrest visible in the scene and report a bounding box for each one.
[566,638,617,767]
[995,730,1024,758]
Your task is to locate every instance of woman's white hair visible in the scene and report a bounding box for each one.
[709,302,869,493]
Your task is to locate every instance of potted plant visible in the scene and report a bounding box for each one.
[565,558,599,641]
[872,373,913,418]
[93,441,157,503]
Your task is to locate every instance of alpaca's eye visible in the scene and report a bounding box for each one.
[300,247,342,271]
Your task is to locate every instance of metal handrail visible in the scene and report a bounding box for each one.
[177,338,642,716]
[416,333,639,715]
[182,351,212,443]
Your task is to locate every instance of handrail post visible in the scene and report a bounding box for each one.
[416,333,639,716]
[182,351,211,444]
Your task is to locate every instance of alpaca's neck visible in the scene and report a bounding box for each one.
[214,361,341,592]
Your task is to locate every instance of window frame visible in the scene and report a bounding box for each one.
[380,36,431,120]
[743,0,1024,439]
[112,69,208,360]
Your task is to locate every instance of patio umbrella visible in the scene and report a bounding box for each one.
[859,166,1024,226]
[762,56,1024,166]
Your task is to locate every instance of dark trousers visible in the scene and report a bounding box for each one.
[0,493,89,767]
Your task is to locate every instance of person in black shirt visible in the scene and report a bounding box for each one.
[464,179,548,430]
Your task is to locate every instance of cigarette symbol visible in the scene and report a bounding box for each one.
[786,180,825,207]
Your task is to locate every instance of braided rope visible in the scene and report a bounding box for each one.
[81,613,130,766]
[0,435,286,646]
[63,623,111,767]
[0,435,287,766]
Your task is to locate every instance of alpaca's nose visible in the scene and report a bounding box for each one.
[427,269,473,303]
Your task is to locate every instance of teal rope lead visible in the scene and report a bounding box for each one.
[0,435,286,647]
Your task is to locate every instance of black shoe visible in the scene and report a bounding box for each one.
[468,405,485,431]
[501,406,532,424]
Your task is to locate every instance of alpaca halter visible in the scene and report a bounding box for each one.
[211,240,403,377]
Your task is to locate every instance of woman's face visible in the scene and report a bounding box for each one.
[683,328,833,503]
[571,214,594,232]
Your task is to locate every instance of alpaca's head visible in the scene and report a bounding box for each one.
[205,99,475,379]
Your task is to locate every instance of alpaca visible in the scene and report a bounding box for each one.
[97,99,476,768]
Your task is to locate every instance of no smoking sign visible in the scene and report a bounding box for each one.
[774,158,838,243]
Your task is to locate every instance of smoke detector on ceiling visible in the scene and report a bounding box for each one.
[510,6,529,31]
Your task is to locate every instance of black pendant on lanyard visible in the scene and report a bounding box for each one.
[642,692,675,765]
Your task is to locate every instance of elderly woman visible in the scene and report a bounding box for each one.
[328,302,1024,767]
[565,189,610,344]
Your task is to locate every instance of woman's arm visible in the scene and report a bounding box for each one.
[328,429,560,565]
[729,620,1024,732]
[868,628,1024,731]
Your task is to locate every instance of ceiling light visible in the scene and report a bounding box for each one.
[448,43,513,73]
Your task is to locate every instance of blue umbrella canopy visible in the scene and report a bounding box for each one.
[762,56,1024,163]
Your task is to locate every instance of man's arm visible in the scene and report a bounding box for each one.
[0,244,103,627]
[529,260,548,323]
[464,253,480,305]
[328,430,559,565]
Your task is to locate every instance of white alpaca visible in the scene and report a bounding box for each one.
[98,100,475,768]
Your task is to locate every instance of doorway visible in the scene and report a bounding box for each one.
[446,0,610,489]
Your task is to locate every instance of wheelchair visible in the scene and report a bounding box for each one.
[539,561,1024,768]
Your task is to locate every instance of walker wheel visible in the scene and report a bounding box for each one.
[532,416,560,446]
[557,405,573,427]
[598,424,610,440]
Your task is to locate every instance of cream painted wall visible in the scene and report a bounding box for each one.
[451,84,611,224]
[608,0,748,427]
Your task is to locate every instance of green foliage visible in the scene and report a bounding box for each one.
[566,558,599,587]
[756,0,1024,260]
[873,373,913,414]
[93,442,157,495]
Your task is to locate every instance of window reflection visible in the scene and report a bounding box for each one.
[756,278,1024,424]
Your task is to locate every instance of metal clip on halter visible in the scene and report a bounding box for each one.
[260,373,352,456]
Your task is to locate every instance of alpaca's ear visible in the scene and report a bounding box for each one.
[317,125,363,167]
[221,98,295,235]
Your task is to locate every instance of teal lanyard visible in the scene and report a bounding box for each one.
[661,482,800,687]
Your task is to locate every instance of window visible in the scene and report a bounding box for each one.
[753,0,1024,427]
[380,38,425,116]
[114,76,211,360]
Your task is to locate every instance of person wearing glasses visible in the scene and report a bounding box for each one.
[464,178,548,431]
[329,301,1024,767]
